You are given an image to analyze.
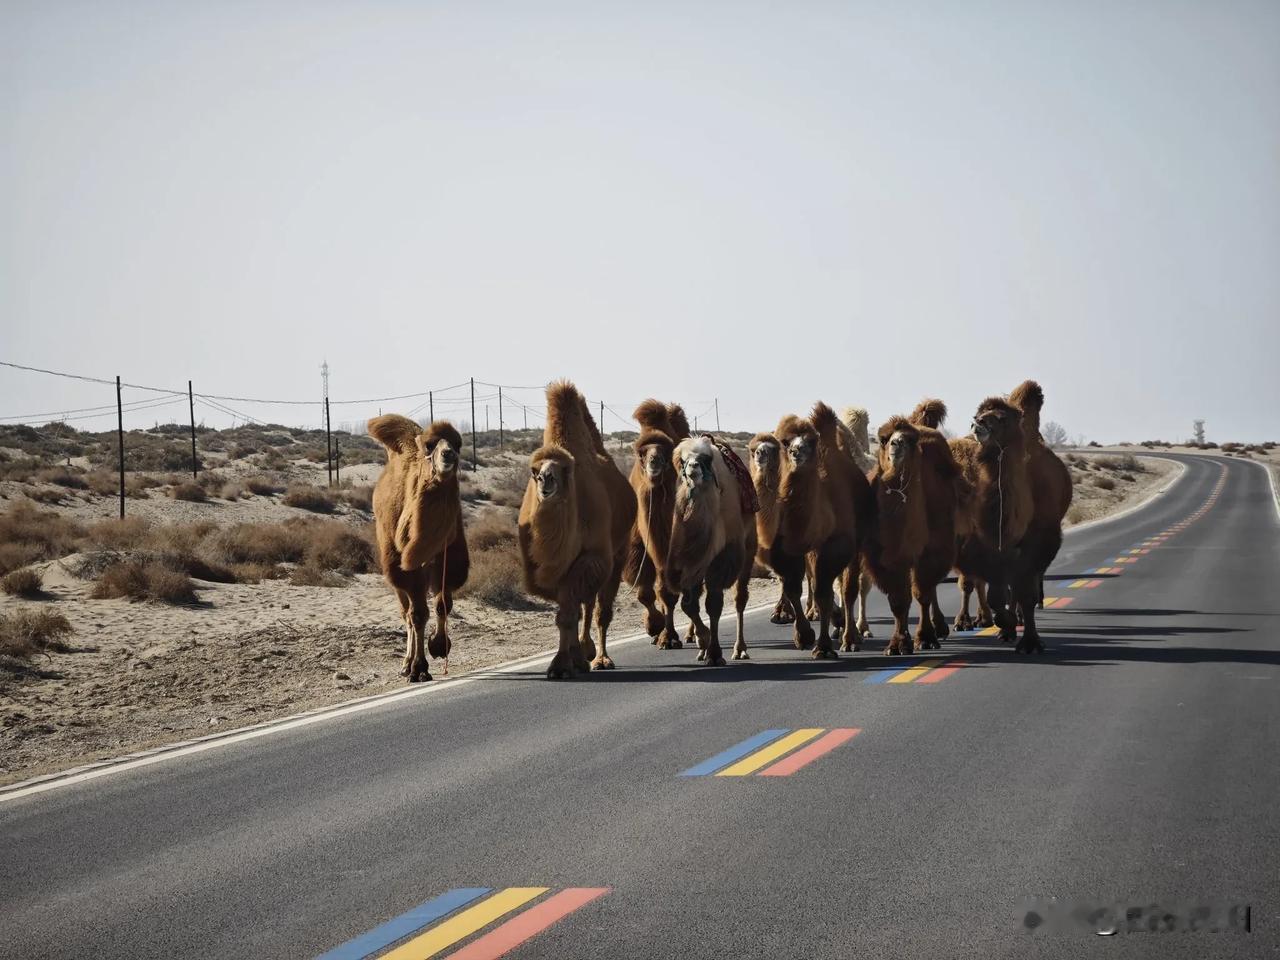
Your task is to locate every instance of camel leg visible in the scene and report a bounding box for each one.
[702,587,727,666]
[856,571,873,639]
[1014,567,1045,655]
[427,589,453,661]
[731,571,751,661]
[591,557,624,670]
[811,565,839,661]
[953,577,975,632]
[1037,575,1045,609]
[771,593,796,625]
[577,598,596,673]
[989,570,1018,644]
[657,582,683,649]
[396,588,431,682]
[839,568,862,653]
[803,562,818,621]
[912,587,938,652]
[547,593,583,680]
[882,574,913,656]
[636,562,663,643]
[681,589,711,660]
[929,586,950,640]
[976,579,994,628]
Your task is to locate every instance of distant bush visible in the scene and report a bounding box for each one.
[221,482,243,501]
[26,487,68,504]
[36,467,88,489]
[91,560,199,604]
[1093,476,1116,491]
[0,607,73,662]
[170,481,208,502]
[468,509,516,551]
[283,485,336,513]
[245,476,283,496]
[289,565,349,587]
[461,546,538,609]
[339,485,374,512]
[303,524,376,574]
[0,502,85,568]
[1,566,44,598]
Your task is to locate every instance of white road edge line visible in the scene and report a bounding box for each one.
[0,600,780,804]
[1245,457,1280,522]
[1063,455,1186,535]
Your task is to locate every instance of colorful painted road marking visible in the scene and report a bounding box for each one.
[684,728,860,776]
[916,660,968,684]
[716,728,824,775]
[316,887,608,960]
[887,658,945,683]
[1044,597,1074,608]
[864,658,961,681]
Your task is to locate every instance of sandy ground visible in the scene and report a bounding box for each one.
[0,449,1175,787]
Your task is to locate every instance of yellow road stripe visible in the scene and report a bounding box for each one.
[379,887,548,960]
[716,729,824,776]
[888,658,945,683]
[977,626,1000,637]
[1069,579,1088,588]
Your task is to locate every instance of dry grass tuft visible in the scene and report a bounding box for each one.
[170,481,208,502]
[246,477,283,496]
[283,485,336,513]
[0,607,73,662]
[91,561,199,604]
[1093,475,1116,491]
[1,566,44,598]
[461,547,538,609]
[289,565,349,588]
[339,485,374,512]
[468,509,516,551]
[303,524,376,574]
[0,502,86,570]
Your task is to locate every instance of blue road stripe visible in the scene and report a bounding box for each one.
[314,887,493,960]
[680,729,789,776]
[864,668,911,684]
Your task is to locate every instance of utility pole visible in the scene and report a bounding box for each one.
[470,377,477,471]
[116,375,125,519]
[715,398,721,433]
[322,361,332,487]
[523,404,527,429]
[188,380,198,479]
[498,387,504,452]
[429,391,434,423]
[599,400,605,435]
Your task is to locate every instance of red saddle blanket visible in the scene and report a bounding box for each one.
[703,434,760,516]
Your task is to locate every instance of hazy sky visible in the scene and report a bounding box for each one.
[3,0,1278,442]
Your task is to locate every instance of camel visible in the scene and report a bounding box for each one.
[951,396,1038,652]
[369,415,469,683]
[1009,380,1073,618]
[518,381,637,678]
[859,417,928,654]
[623,400,686,648]
[905,399,970,650]
[769,403,870,658]
[748,432,796,626]
[665,436,758,664]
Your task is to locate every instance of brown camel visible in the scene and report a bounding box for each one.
[748,432,796,626]
[623,400,685,648]
[905,399,970,650]
[952,397,1037,651]
[1009,380,1073,618]
[770,403,870,658]
[369,415,469,683]
[666,436,758,664]
[859,417,928,654]
[518,381,637,678]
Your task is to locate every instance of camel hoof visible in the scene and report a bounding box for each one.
[1015,635,1045,655]
[657,636,683,650]
[812,647,838,661]
[650,635,659,644]
[695,649,707,662]
[591,656,615,671]
[731,649,750,660]
[858,626,873,639]
[704,653,727,667]
[978,615,994,628]
[934,622,950,640]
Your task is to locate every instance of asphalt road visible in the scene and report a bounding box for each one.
[2,453,1278,959]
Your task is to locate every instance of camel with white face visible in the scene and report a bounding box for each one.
[369,416,470,683]
[666,436,757,664]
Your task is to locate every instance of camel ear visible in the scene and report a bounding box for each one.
[368,415,422,456]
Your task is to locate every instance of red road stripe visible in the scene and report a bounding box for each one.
[443,888,609,960]
[916,660,969,684]
[757,729,860,776]
[1051,597,1075,608]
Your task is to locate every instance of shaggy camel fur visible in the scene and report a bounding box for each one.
[860,417,928,654]
[623,400,686,648]
[952,397,1038,652]
[947,437,992,630]
[1009,380,1073,616]
[749,432,796,626]
[369,416,469,683]
[666,436,757,664]
[770,403,870,657]
[518,381,637,678]
[905,399,969,650]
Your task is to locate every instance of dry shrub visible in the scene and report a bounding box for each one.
[91,561,198,603]
[303,524,376,574]
[246,477,283,496]
[1093,476,1116,491]
[229,562,285,584]
[461,547,538,609]
[86,516,153,551]
[26,487,68,505]
[0,543,43,577]
[0,607,73,662]
[221,482,243,501]
[2,566,44,597]
[468,509,516,551]
[195,470,227,491]
[1066,503,1087,524]
[289,565,349,587]
[170,481,208,502]
[284,485,336,513]
[340,485,374,512]
[488,467,527,508]
[0,502,85,565]
[37,467,88,489]
[206,523,309,565]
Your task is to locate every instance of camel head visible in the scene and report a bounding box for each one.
[971,397,1024,454]
[528,446,574,504]
[675,436,718,494]
[748,433,781,488]
[633,429,675,485]
[416,422,462,481]
[876,416,920,481]
[776,415,818,473]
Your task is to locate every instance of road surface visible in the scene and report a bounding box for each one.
[2,453,1277,959]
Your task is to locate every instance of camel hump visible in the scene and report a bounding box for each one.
[545,380,599,453]
[368,414,421,455]
[810,401,840,441]
[841,406,870,434]
[666,404,691,441]
[1009,380,1044,413]
[910,398,947,429]
[633,399,672,435]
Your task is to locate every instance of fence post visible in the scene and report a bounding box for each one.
[429,391,434,423]
[523,404,527,430]
[116,376,125,519]
[599,400,604,435]
[188,380,198,479]
[470,377,477,471]
[325,397,333,488]
[498,387,504,452]
[335,432,341,486]
[715,398,721,433]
